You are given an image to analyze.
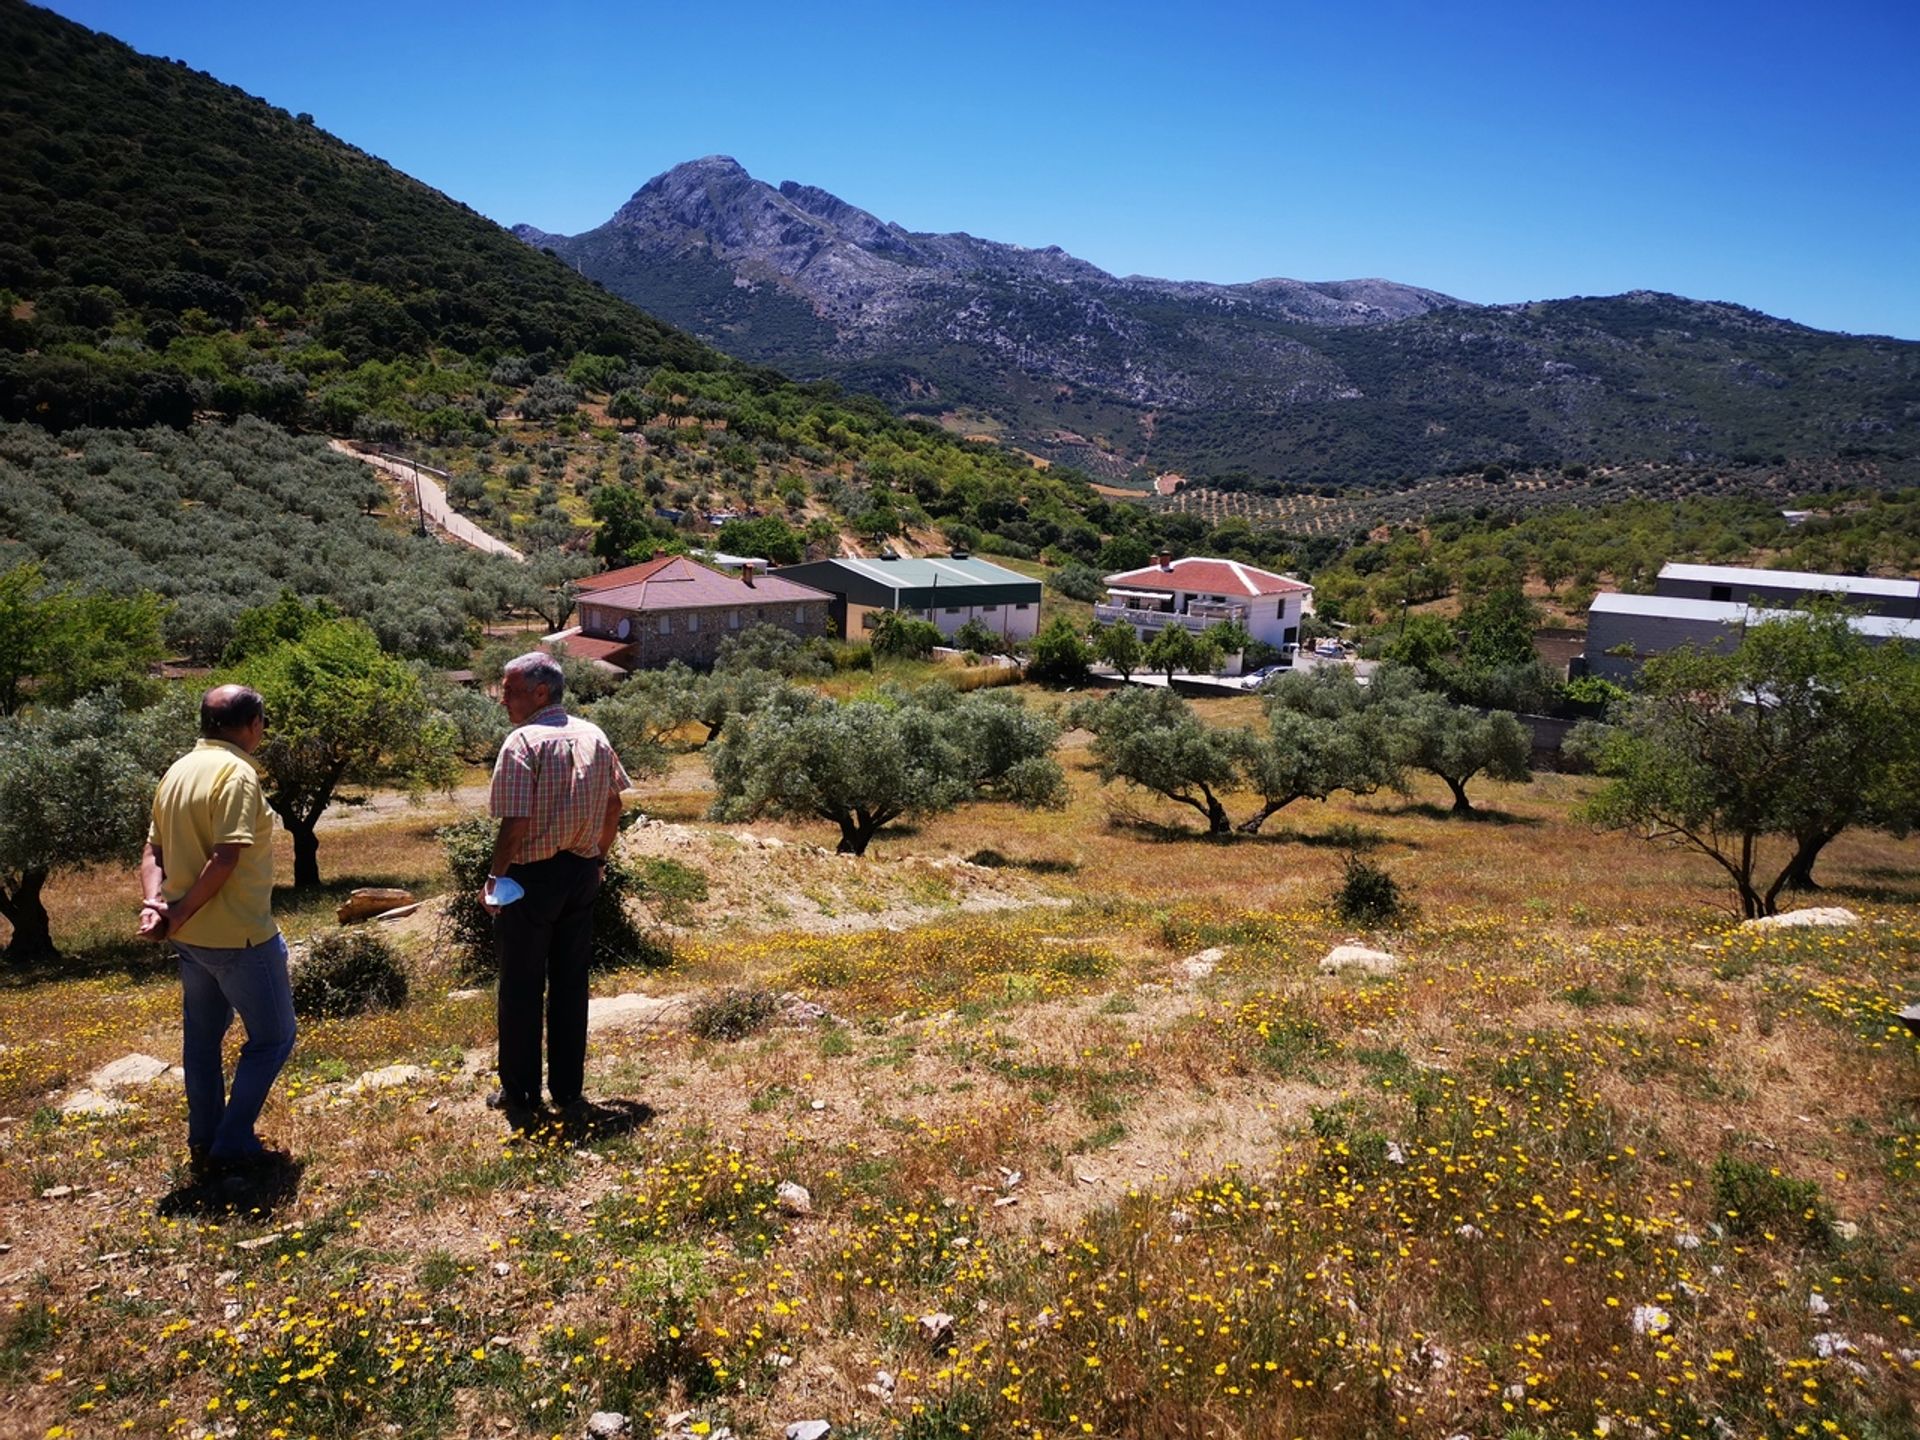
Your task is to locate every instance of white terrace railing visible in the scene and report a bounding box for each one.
[1093,601,1250,633]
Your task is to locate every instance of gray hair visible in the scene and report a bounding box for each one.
[504,651,565,702]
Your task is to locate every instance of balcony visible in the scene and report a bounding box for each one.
[1094,601,1249,634]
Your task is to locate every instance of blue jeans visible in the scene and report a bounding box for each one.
[173,934,296,1159]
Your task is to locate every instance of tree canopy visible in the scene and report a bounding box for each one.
[0,692,191,960]
[1579,613,1920,916]
[708,685,1065,854]
[232,615,461,886]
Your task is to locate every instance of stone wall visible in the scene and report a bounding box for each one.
[621,600,831,669]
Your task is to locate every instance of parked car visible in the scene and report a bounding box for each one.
[1240,664,1286,690]
[1314,639,1346,657]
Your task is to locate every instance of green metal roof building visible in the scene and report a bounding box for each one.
[772,554,1044,641]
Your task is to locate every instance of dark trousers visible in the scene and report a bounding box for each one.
[493,851,601,1106]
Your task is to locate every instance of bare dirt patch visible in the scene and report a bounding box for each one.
[619,817,1064,936]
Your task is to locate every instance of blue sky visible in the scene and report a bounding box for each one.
[43,0,1920,338]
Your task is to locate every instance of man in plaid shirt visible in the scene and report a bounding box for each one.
[485,652,630,1126]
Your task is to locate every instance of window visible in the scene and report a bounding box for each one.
[728,609,740,629]
[794,607,805,622]
[1014,602,1030,611]
[687,612,698,633]
[1709,585,1732,602]
[945,606,962,615]
[657,615,671,635]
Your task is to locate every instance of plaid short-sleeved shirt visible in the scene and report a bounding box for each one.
[489,705,631,864]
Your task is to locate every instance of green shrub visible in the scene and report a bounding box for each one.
[292,930,408,1019]
[1711,1154,1833,1245]
[1332,851,1409,927]
[689,986,780,1041]
[638,857,708,923]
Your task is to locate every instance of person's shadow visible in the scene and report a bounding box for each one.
[157,1155,304,1218]
[514,1098,656,1144]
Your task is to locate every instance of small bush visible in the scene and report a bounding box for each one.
[1711,1154,1833,1245]
[1332,851,1409,927]
[293,930,408,1019]
[689,986,780,1041]
[638,857,708,923]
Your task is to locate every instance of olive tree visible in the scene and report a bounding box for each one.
[0,693,193,961]
[708,685,1065,855]
[1067,686,1241,835]
[1237,668,1402,834]
[1089,620,1144,680]
[233,618,461,886]
[1580,613,1920,916]
[1373,666,1533,814]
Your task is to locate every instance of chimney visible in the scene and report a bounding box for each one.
[651,549,664,562]
[741,563,755,586]
[1156,551,1173,571]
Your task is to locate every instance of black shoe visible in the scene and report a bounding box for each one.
[486,1088,540,1112]
[187,1144,216,1184]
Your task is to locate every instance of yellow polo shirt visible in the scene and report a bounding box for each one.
[147,739,278,948]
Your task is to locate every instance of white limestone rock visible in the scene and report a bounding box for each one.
[345,1064,424,1093]
[1320,943,1399,976]
[1743,907,1859,931]
[60,1089,131,1118]
[88,1053,173,1089]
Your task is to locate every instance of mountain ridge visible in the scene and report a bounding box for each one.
[518,158,1919,486]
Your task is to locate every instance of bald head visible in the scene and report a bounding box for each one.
[200,684,265,744]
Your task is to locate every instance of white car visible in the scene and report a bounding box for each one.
[1240,664,1286,690]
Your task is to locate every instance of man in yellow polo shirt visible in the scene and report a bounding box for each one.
[139,684,295,1178]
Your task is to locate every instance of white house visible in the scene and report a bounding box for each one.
[1096,554,1313,654]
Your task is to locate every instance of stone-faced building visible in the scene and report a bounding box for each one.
[548,555,832,673]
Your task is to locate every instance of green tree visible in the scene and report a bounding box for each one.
[871,610,942,660]
[1025,615,1093,686]
[0,562,169,715]
[1380,613,1458,682]
[715,623,835,678]
[607,390,644,428]
[521,549,595,633]
[1236,668,1403,834]
[715,516,804,566]
[1144,624,1223,681]
[0,693,192,961]
[1089,620,1144,680]
[1374,667,1533,814]
[1580,614,1920,914]
[708,687,1064,855]
[1068,686,1241,836]
[951,617,1001,655]
[590,484,667,564]
[221,590,339,664]
[233,619,461,887]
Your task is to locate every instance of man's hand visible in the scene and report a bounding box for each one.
[482,885,501,917]
[136,900,169,941]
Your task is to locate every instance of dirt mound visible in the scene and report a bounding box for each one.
[618,818,1061,936]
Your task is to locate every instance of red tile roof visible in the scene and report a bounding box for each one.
[578,555,830,613]
[1103,557,1311,598]
[548,632,633,664]
[578,556,677,592]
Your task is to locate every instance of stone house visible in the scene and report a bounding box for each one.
[546,555,832,673]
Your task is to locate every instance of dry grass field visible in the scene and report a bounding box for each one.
[4,700,1919,1440]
